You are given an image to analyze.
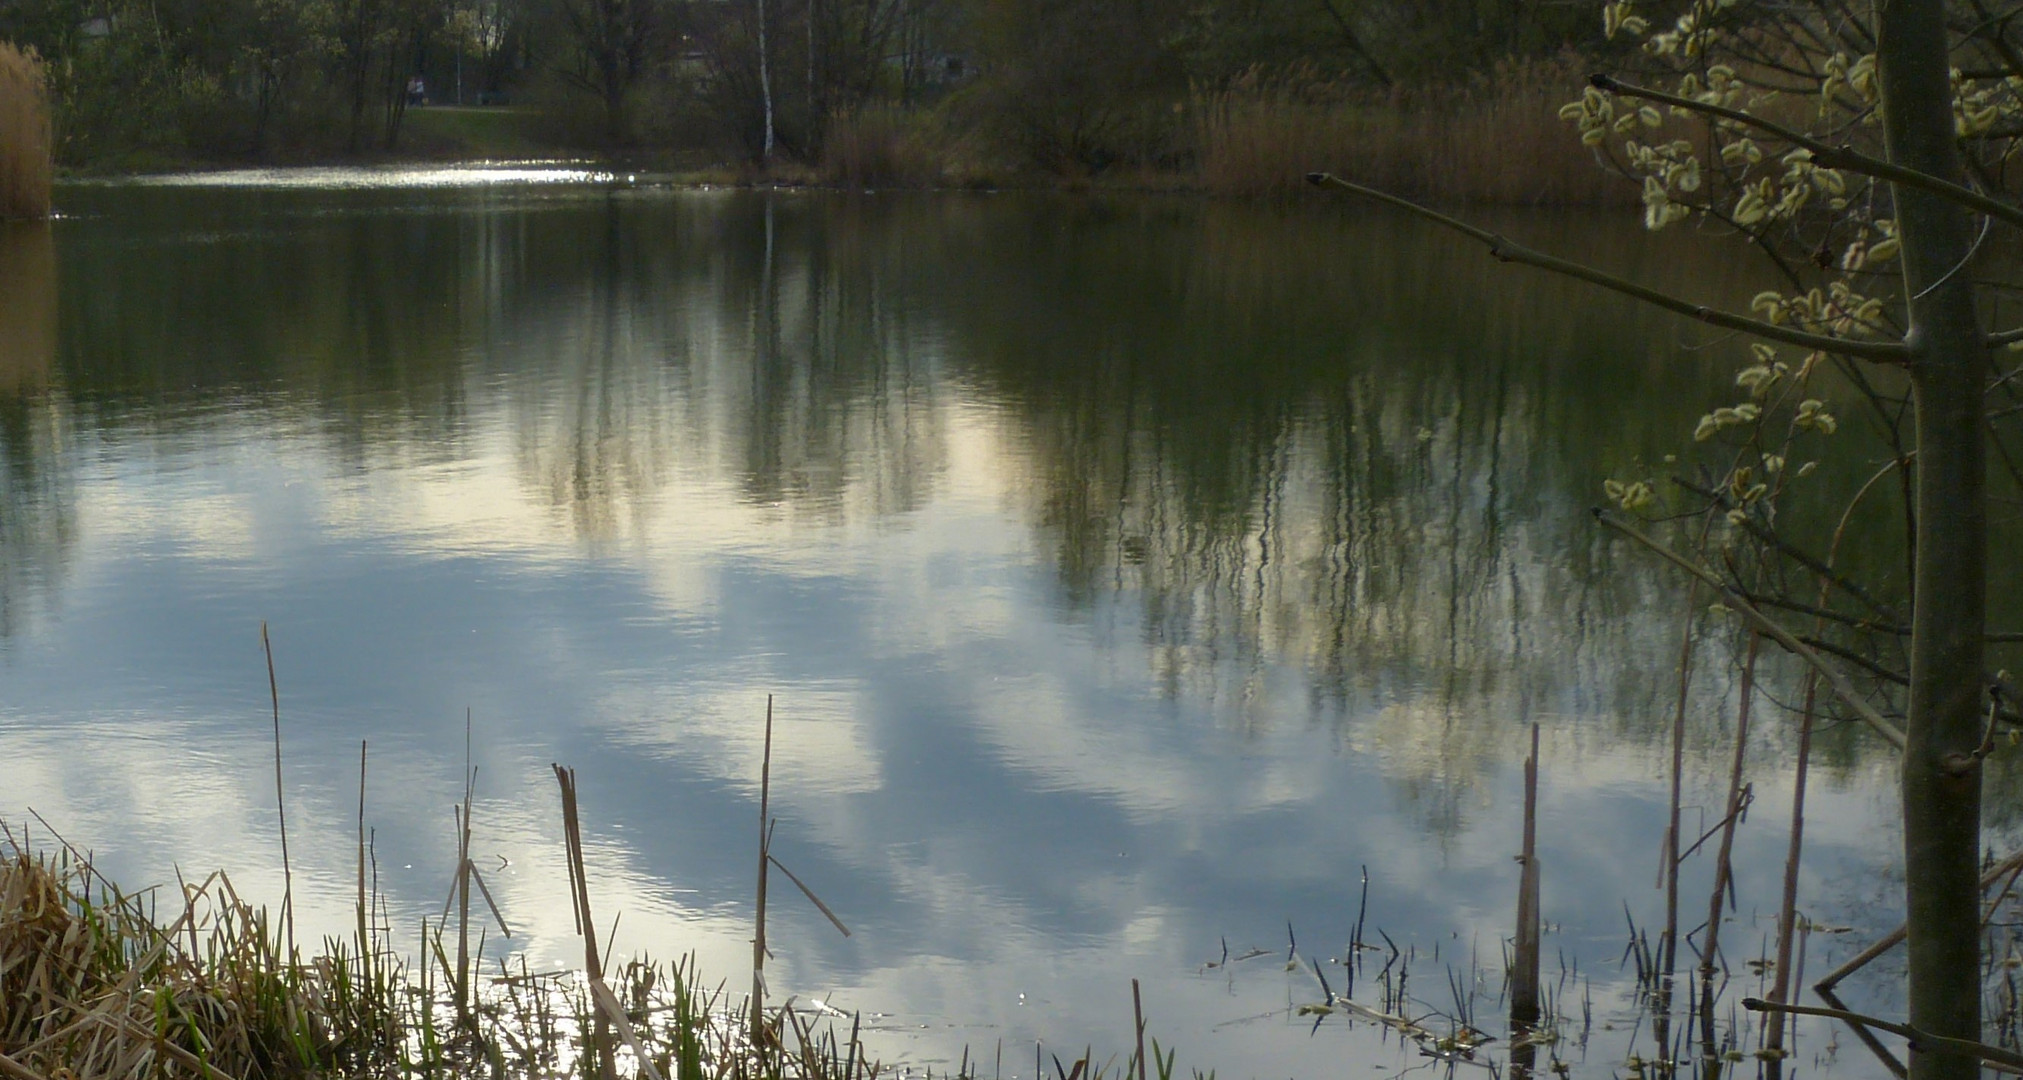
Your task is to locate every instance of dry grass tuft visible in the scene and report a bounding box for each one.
[1195,57,1638,206]
[0,834,373,1079]
[0,43,52,221]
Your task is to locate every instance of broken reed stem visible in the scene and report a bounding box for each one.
[260,621,296,961]
[1700,633,1758,1059]
[1133,978,1148,1080]
[1509,723,1543,1080]
[554,763,616,1080]
[1512,722,1542,1027]
[754,694,775,1047]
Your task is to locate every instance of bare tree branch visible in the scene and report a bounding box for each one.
[1595,509,1908,750]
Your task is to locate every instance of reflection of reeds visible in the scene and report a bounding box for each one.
[0,222,54,390]
[0,43,51,222]
[1194,59,1637,205]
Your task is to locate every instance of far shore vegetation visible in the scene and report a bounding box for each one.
[0,41,51,219]
[0,0,1648,204]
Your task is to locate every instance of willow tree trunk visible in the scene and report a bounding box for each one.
[1878,3,1988,1079]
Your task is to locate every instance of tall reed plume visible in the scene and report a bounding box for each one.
[0,42,52,221]
[1195,57,1637,206]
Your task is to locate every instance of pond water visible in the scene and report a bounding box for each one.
[0,175,1995,1078]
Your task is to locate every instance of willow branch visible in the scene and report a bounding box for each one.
[1796,633,1909,686]
[1674,476,1907,625]
[1596,510,1908,749]
[1305,173,1908,363]
[1590,73,2023,236]
[1742,998,2023,1071]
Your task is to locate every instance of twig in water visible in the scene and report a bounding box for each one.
[1744,998,2023,1071]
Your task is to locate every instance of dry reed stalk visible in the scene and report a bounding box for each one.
[1649,581,1701,1062]
[1507,723,1543,1080]
[259,621,295,961]
[1131,979,1146,1080]
[452,712,473,1028]
[0,44,50,222]
[1762,670,1815,1064]
[1511,723,1542,1025]
[356,741,368,919]
[754,695,775,1048]
[552,763,617,1080]
[1697,634,1758,1061]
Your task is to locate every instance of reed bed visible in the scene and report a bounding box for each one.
[0,43,51,221]
[1194,58,1637,206]
[820,110,945,189]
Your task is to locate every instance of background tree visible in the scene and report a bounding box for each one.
[553,0,658,146]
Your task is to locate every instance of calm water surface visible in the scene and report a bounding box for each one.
[0,175,1990,1077]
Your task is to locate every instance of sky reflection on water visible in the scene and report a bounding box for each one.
[0,188,1958,1078]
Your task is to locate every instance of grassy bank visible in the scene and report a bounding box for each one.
[0,43,51,220]
[399,106,554,162]
[0,819,903,1080]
